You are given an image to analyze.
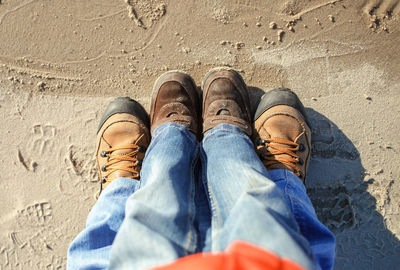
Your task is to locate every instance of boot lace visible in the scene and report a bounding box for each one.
[100,144,146,184]
[257,137,305,179]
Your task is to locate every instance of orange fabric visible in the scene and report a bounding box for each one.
[154,241,305,270]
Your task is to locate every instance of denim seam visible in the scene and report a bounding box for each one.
[199,148,217,251]
[202,125,249,251]
[206,178,221,250]
[284,170,296,218]
[184,145,199,255]
[286,171,315,260]
[286,171,304,232]
[290,174,309,247]
[199,147,221,236]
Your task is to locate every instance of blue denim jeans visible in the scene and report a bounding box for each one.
[67,123,335,270]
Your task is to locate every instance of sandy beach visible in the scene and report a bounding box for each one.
[0,0,399,269]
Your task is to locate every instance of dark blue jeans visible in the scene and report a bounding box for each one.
[68,123,335,270]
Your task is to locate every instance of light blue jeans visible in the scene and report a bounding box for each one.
[67,123,335,270]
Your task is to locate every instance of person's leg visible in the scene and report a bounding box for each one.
[200,68,334,270]
[109,123,199,269]
[67,97,151,270]
[67,178,139,270]
[201,124,316,269]
[253,88,335,269]
[267,169,336,270]
[109,71,202,269]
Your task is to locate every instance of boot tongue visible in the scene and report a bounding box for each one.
[103,122,142,179]
[266,116,301,141]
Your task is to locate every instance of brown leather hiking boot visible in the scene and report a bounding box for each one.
[150,71,200,136]
[202,68,252,136]
[254,88,311,183]
[96,97,150,197]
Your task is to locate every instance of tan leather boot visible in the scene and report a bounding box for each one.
[254,88,311,183]
[150,71,200,136]
[96,97,150,197]
[202,68,252,136]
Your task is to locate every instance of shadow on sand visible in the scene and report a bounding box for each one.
[248,86,400,269]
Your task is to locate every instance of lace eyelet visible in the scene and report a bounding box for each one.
[136,160,143,166]
[102,176,107,183]
[138,146,147,152]
[257,138,267,146]
[101,151,108,157]
[297,158,304,165]
[101,165,107,172]
[298,171,304,179]
[298,144,305,152]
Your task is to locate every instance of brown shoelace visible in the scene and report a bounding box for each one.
[100,144,146,184]
[257,137,304,179]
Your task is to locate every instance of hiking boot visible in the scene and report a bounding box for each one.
[202,67,252,136]
[254,88,311,183]
[96,97,150,197]
[150,71,200,136]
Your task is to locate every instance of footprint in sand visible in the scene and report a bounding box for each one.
[309,111,359,160]
[30,124,57,155]
[308,186,356,232]
[60,144,98,194]
[16,201,53,227]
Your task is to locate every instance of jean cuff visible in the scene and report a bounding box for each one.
[203,123,249,140]
[98,177,139,200]
[152,122,196,140]
[267,169,306,190]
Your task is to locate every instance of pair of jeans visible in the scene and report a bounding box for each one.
[67,123,335,270]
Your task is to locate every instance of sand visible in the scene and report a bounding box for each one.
[0,0,399,269]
